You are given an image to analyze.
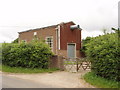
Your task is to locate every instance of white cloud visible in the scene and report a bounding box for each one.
[82,30,104,39]
[0,0,119,42]
[0,27,31,43]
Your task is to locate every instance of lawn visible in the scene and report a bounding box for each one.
[83,72,119,88]
[1,65,59,73]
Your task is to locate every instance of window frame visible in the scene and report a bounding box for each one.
[34,32,37,36]
[45,36,53,51]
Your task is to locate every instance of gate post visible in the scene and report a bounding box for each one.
[76,58,79,72]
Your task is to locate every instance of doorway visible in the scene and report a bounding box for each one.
[67,43,76,58]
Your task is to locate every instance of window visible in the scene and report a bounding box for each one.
[34,32,37,35]
[33,32,38,40]
[46,36,53,51]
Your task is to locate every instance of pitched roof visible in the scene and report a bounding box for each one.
[18,21,74,34]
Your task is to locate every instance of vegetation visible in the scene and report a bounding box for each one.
[2,40,53,69]
[12,38,18,43]
[80,37,92,53]
[1,65,59,73]
[85,30,119,81]
[84,72,119,88]
[0,43,2,65]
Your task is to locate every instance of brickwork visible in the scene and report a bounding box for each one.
[19,26,57,54]
[59,22,81,50]
[18,21,82,58]
[49,55,64,70]
[57,50,81,58]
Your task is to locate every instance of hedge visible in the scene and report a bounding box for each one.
[85,32,119,81]
[2,41,53,69]
[0,43,2,64]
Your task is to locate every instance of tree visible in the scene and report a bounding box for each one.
[80,37,92,53]
[111,27,120,38]
[12,38,18,43]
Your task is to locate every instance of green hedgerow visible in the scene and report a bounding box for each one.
[85,33,119,81]
[2,41,53,69]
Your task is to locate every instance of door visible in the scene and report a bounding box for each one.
[67,44,76,58]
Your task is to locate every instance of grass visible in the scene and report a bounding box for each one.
[64,61,76,65]
[83,72,119,88]
[64,61,82,65]
[1,65,59,73]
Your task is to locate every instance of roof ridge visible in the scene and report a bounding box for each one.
[18,21,74,33]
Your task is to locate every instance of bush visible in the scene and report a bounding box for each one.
[80,37,92,57]
[86,33,119,81]
[0,43,2,64]
[80,37,92,53]
[2,41,53,69]
[12,38,18,43]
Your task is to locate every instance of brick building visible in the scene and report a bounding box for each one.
[18,21,82,58]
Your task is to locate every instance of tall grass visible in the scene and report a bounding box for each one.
[1,65,59,73]
[84,72,119,88]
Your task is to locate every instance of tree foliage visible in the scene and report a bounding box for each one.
[0,43,2,64]
[80,37,92,53]
[12,38,18,43]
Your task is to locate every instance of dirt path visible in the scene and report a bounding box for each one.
[2,69,95,88]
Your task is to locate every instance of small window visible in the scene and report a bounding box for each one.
[34,32,37,35]
[46,36,53,51]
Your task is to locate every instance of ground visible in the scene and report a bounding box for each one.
[2,70,95,88]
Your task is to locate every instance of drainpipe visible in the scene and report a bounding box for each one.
[55,27,58,55]
[55,25,61,55]
[58,25,60,50]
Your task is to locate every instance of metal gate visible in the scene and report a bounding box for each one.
[63,57,91,72]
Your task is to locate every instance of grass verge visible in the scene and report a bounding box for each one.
[1,65,59,73]
[83,72,119,88]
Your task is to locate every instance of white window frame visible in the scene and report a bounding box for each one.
[45,36,53,51]
[34,32,37,35]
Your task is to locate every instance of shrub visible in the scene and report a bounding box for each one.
[0,43,2,64]
[2,41,53,69]
[86,33,119,81]
[80,37,92,53]
[80,37,92,57]
[12,38,18,43]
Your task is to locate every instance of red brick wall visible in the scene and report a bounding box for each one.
[57,50,81,58]
[19,26,57,54]
[60,22,81,50]
[19,22,82,58]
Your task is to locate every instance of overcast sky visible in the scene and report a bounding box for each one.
[0,0,119,43]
